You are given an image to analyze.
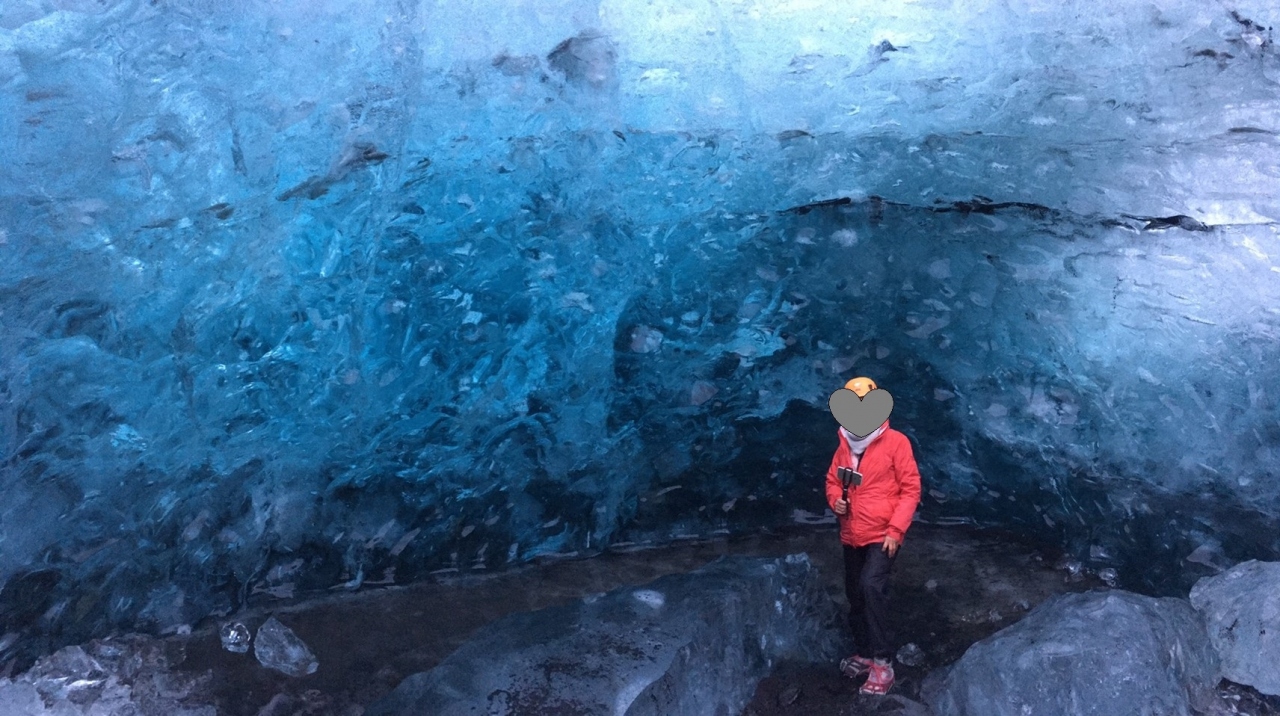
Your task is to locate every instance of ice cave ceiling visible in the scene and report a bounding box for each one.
[1,0,1279,663]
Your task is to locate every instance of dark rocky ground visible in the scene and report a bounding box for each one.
[9,524,1279,715]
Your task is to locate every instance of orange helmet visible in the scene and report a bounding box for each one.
[843,376,877,398]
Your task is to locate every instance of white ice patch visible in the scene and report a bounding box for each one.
[110,424,148,451]
[632,589,665,609]
[637,68,683,92]
[832,228,858,247]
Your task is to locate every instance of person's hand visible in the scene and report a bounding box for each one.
[833,499,849,516]
[882,536,900,557]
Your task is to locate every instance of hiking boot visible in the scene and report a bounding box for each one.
[859,659,895,695]
[839,654,875,679]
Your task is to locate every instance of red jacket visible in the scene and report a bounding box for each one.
[825,421,922,547]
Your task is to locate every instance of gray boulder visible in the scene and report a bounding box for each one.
[1189,560,1280,696]
[923,590,1219,716]
[367,553,844,716]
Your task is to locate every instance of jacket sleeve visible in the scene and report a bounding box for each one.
[825,444,845,513]
[886,435,922,542]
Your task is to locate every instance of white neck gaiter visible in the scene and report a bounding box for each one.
[841,423,887,456]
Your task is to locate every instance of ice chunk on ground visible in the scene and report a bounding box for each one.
[220,622,251,653]
[0,634,213,715]
[253,616,318,678]
[1189,560,1280,696]
[922,590,1219,716]
[366,554,843,716]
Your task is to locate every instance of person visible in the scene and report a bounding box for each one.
[825,376,922,696]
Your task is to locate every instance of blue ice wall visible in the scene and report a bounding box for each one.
[1,0,1279,663]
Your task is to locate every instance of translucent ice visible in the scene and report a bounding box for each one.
[1190,560,1280,696]
[0,634,211,715]
[253,617,318,678]
[220,622,251,654]
[366,554,842,716]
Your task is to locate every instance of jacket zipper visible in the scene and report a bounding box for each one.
[847,442,867,521]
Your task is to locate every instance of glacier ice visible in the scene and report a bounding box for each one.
[1190,560,1280,696]
[922,590,1221,715]
[0,0,1278,668]
[253,616,318,678]
[365,554,843,716]
[219,621,250,654]
[0,633,212,716]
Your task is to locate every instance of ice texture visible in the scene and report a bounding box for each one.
[1,0,1279,663]
[253,616,318,678]
[1190,560,1280,696]
[922,590,1221,716]
[365,553,844,716]
[219,622,250,654]
[0,634,213,716]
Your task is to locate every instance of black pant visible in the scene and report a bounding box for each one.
[843,543,897,659]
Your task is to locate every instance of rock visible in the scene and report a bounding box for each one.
[629,325,664,353]
[367,554,844,716]
[1189,560,1280,696]
[922,590,1219,716]
[254,616,319,678]
[777,684,800,705]
[896,642,925,667]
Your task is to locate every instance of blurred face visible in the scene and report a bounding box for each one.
[845,377,877,398]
